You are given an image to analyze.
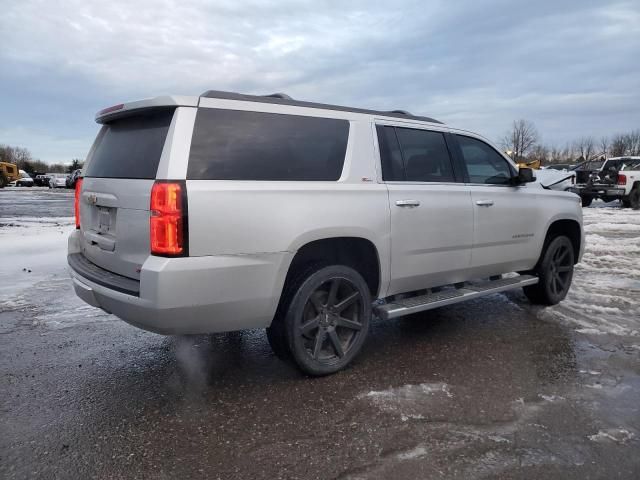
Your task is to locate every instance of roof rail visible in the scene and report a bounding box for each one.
[263,93,293,100]
[199,90,442,124]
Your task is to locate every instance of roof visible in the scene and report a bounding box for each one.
[200,90,443,124]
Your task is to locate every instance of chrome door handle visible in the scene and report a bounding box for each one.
[395,199,420,207]
[475,200,494,207]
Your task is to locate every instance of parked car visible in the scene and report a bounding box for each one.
[16,170,34,187]
[66,169,82,188]
[569,156,640,207]
[48,173,69,188]
[34,174,50,186]
[68,91,584,376]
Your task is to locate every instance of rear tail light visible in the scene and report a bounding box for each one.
[617,174,627,186]
[74,178,83,229]
[150,181,188,256]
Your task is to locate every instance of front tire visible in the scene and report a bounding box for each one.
[524,236,575,305]
[580,195,593,207]
[268,265,371,376]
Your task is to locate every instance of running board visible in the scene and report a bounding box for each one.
[375,275,538,320]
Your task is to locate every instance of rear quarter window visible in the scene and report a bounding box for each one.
[187,109,349,181]
[84,109,174,179]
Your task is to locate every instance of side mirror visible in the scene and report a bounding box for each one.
[516,167,536,184]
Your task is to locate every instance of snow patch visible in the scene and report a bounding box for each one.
[588,428,635,444]
[396,446,428,460]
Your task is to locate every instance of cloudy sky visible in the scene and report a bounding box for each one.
[1,0,638,164]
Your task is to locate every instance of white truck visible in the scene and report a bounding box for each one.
[68,91,584,375]
[570,156,640,208]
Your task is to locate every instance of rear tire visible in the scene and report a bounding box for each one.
[524,236,575,305]
[580,195,593,207]
[268,264,371,376]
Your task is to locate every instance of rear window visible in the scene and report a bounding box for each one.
[84,109,174,179]
[187,109,349,181]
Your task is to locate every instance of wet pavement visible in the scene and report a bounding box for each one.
[1,188,639,479]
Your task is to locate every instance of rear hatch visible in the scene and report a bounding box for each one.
[79,108,175,280]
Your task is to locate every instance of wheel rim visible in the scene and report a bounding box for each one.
[548,242,573,296]
[298,277,365,364]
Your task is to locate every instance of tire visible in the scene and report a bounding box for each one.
[268,264,372,376]
[524,236,575,305]
[0,173,7,188]
[630,187,640,210]
[580,195,593,207]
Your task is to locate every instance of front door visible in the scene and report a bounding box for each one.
[453,134,540,275]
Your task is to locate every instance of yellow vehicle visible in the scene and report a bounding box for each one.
[0,162,20,188]
[516,159,541,170]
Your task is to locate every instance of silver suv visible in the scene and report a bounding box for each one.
[68,91,584,375]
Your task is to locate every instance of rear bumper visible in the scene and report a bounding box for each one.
[68,231,291,335]
[569,186,625,197]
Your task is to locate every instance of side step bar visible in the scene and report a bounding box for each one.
[375,275,538,320]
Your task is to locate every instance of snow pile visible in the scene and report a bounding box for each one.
[540,206,640,336]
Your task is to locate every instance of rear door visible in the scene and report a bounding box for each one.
[79,109,175,280]
[377,124,473,295]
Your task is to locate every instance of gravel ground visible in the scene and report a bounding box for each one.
[1,188,639,479]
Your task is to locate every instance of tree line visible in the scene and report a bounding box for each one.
[0,144,83,174]
[501,120,640,165]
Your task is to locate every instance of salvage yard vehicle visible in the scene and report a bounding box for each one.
[0,161,20,188]
[68,91,584,375]
[16,170,34,187]
[569,157,640,207]
[48,173,69,188]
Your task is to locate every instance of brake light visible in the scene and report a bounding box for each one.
[98,104,124,116]
[150,181,187,256]
[74,178,83,229]
[617,174,627,186]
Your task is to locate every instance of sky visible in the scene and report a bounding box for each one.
[0,0,638,164]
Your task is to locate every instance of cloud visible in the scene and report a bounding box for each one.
[0,0,638,162]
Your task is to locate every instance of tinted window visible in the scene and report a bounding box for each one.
[84,109,174,179]
[395,128,454,182]
[457,135,513,185]
[188,109,349,181]
[376,126,404,181]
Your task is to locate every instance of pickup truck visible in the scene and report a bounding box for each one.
[68,91,584,375]
[570,156,640,208]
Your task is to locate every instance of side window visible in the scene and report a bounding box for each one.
[456,135,514,185]
[188,109,349,181]
[395,128,455,182]
[376,125,404,181]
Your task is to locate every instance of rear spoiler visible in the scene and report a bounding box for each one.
[95,95,199,124]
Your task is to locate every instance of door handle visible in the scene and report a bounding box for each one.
[475,200,494,207]
[395,199,421,207]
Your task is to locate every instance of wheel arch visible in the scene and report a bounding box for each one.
[283,236,382,298]
[543,218,582,265]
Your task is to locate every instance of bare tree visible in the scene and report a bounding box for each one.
[626,130,640,155]
[574,136,596,162]
[610,134,628,156]
[599,136,609,158]
[501,119,539,161]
